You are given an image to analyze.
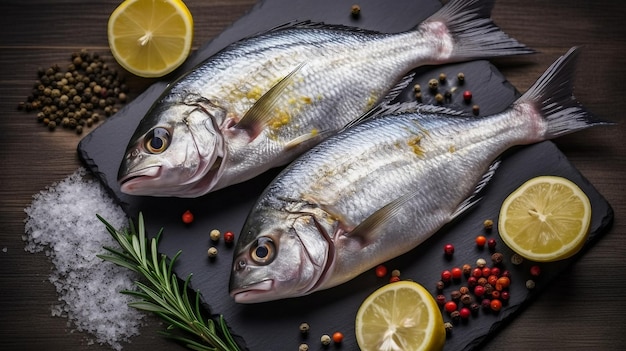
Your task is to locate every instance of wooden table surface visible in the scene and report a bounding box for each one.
[1,0,624,350]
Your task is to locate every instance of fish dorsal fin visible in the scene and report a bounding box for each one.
[235,62,307,138]
[414,104,469,117]
[344,191,418,246]
[450,160,501,220]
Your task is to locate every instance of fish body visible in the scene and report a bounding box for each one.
[229,47,611,303]
[118,0,531,197]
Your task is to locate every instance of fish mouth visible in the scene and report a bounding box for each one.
[119,166,161,193]
[230,280,274,304]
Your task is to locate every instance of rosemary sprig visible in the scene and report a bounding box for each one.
[97,212,241,351]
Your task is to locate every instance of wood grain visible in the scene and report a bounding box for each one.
[1,1,624,350]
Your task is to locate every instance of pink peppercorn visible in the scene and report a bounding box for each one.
[451,267,463,280]
[467,276,478,288]
[474,285,485,297]
[487,239,497,251]
[441,270,453,283]
[472,268,483,279]
[375,265,388,278]
[463,90,472,103]
[444,301,458,313]
[491,267,501,277]
[436,294,447,306]
[459,307,471,319]
[444,244,455,256]
[482,267,492,277]
[530,265,541,277]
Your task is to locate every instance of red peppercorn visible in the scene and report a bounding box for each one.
[530,265,541,277]
[332,332,344,344]
[444,243,455,256]
[481,298,491,310]
[451,267,463,280]
[467,276,478,288]
[482,267,492,277]
[473,285,485,297]
[472,268,483,279]
[501,291,510,301]
[223,231,235,244]
[496,277,511,291]
[487,275,498,286]
[182,210,194,224]
[389,276,401,283]
[491,267,501,278]
[491,290,501,300]
[436,294,447,306]
[502,270,512,279]
[441,270,453,283]
[444,301,458,313]
[463,90,472,103]
[487,238,497,250]
[490,299,502,312]
[375,265,388,278]
[459,307,471,319]
[475,235,487,247]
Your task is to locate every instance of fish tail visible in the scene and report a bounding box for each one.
[517,47,614,139]
[427,0,534,60]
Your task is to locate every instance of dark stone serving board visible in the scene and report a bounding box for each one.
[77,0,614,350]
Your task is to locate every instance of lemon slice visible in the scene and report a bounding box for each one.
[107,0,194,78]
[499,176,592,262]
[355,281,445,351]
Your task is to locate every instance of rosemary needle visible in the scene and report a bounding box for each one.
[97,212,241,351]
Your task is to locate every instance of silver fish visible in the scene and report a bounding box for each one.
[229,47,611,303]
[118,0,532,197]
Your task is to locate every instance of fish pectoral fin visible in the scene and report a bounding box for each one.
[284,128,332,149]
[450,160,501,220]
[235,62,307,139]
[345,191,417,247]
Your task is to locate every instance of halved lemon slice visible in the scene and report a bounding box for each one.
[107,0,194,78]
[355,281,445,351]
[498,176,592,262]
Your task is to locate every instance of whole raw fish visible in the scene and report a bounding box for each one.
[229,47,611,303]
[118,0,532,197]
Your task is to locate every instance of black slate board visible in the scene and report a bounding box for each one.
[77,1,614,350]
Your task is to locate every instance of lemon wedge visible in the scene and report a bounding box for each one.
[499,176,592,262]
[355,281,445,351]
[107,0,194,78]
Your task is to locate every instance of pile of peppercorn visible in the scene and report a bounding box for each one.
[17,50,129,134]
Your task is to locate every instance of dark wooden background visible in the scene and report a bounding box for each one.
[1,0,625,350]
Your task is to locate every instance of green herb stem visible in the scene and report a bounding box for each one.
[97,212,241,351]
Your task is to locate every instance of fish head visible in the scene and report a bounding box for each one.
[229,209,333,303]
[118,94,228,197]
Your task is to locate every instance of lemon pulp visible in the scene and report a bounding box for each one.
[499,176,592,262]
[355,281,445,351]
[107,0,194,78]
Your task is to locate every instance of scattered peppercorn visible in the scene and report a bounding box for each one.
[487,238,497,251]
[332,332,344,344]
[391,269,401,277]
[462,264,472,276]
[224,231,235,245]
[457,72,465,84]
[320,334,331,346]
[299,322,310,335]
[530,265,541,277]
[435,93,444,104]
[210,229,221,242]
[428,78,439,91]
[451,267,463,280]
[510,253,524,265]
[444,301,457,313]
[472,104,480,116]
[462,90,472,103]
[449,310,461,323]
[299,343,309,351]
[207,246,218,259]
[436,294,447,306]
[436,280,445,291]
[459,307,471,319]
[181,210,194,224]
[526,279,536,290]
[441,270,453,283]
[491,252,504,265]
[444,321,454,334]
[490,299,503,312]
[389,275,401,283]
[450,290,462,301]
[483,219,494,231]
[350,4,361,18]
[375,264,388,278]
[443,243,455,256]
[476,258,487,268]
[438,73,447,83]
[413,84,421,93]
[18,49,129,133]
[475,235,487,247]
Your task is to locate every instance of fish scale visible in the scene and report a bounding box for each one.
[229,47,613,303]
[118,0,533,197]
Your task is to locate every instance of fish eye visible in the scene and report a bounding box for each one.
[250,237,275,265]
[145,127,171,154]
